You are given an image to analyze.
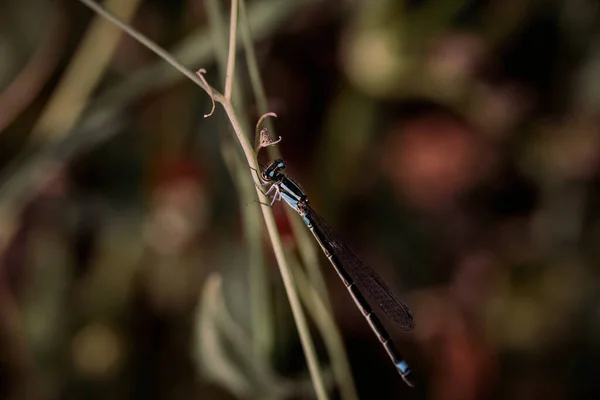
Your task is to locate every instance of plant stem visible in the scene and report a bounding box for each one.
[222,104,329,400]
[224,0,239,101]
[76,0,220,102]
[238,0,332,309]
[205,0,273,358]
[76,1,330,398]
[238,2,357,398]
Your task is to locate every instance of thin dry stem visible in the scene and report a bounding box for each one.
[222,105,329,400]
[224,0,239,100]
[76,0,222,102]
[236,0,334,313]
[204,0,273,358]
[75,1,329,398]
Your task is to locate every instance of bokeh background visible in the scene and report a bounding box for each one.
[1,0,600,399]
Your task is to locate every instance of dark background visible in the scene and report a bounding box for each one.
[1,0,600,399]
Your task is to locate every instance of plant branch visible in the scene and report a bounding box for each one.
[224,0,239,101]
[238,0,271,126]
[76,0,222,102]
[76,0,329,398]
[204,0,273,357]
[221,103,329,400]
[238,0,333,311]
[237,6,353,397]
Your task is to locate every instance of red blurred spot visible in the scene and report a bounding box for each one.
[271,204,294,240]
[149,156,205,193]
[381,114,489,212]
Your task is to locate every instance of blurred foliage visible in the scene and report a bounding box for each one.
[1,0,600,399]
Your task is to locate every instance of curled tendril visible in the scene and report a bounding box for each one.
[195,69,215,118]
[254,112,281,154]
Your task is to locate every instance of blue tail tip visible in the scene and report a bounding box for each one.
[396,360,415,388]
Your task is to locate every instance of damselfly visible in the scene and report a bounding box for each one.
[259,159,415,387]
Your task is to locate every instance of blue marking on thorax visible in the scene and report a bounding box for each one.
[280,192,300,211]
[278,178,304,209]
[275,176,312,226]
[265,170,278,180]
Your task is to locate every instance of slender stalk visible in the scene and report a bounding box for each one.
[76,1,329,398]
[237,7,355,397]
[76,0,220,101]
[222,105,329,400]
[219,136,273,358]
[219,2,327,397]
[224,0,239,101]
[238,0,332,307]
[89,0,312,113]
[238,0,270,124]
[205,0,273,357]
[204,0,228,68]
[252,110,362,400]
